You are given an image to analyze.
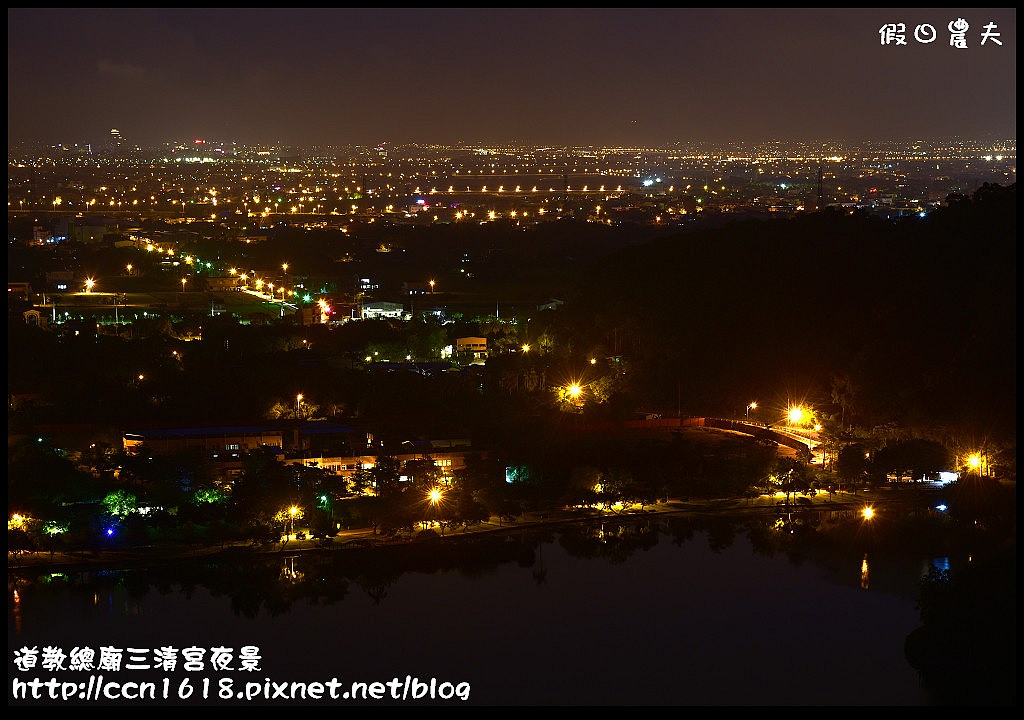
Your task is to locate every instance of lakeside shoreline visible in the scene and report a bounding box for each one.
[7,489,930,575]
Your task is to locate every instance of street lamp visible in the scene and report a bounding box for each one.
[746,401,758,419]
[179,277,187,303]
[429,279,435,294]
[84,278,95,293]
[966,453,986,476]
[288,505,300,539]
[787,405,805,425]
[295,394,303,417]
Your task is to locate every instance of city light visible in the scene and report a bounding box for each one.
[862,507,875,520]
[428,488,443,504]
[787,406,805,424]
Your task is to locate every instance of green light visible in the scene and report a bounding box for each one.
[42,521,69,536]
[303,294,311,303]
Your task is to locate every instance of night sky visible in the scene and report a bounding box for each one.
[7,8,1016,146]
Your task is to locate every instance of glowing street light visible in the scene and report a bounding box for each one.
[126,264,133,275]
[429,279,435,294]
[284,504,302,539]
[746,401,758,419]
[966,453,986,475]
[567,383,582,398]
[84,278,95,293]
[296,393,303,416]
[521,344,531,353]
[428,488,443,504]
[282,262,289,273]
[861,507,875,520]
[787,406,805,425]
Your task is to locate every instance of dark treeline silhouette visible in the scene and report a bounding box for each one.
[548,183,1015,440]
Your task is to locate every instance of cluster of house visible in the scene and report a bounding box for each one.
[122,421,481,486]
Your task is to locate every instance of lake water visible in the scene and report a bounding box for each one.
[9,511,958,705]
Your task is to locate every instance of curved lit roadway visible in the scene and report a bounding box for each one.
[720,418,823,463]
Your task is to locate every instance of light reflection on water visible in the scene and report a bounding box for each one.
[9,512,953,704]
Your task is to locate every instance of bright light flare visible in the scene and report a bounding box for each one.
[862,507,875,520]
[428,488,443,504]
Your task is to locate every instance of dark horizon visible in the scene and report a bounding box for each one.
[8,8,1016,147]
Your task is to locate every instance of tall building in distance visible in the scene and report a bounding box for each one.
[110,128,122,151]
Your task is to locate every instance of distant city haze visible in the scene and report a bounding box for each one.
[7,8,1016,146]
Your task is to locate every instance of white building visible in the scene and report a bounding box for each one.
[361,301,405,319]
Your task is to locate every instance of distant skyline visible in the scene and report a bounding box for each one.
[7,8,1016,147]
